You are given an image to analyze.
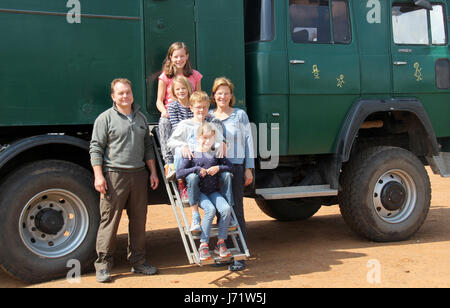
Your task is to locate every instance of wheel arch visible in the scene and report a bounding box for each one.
[0,135,91,183]
[336,98,440,164]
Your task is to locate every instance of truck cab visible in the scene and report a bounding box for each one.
[244,0,449,239]
[245,0,449,157]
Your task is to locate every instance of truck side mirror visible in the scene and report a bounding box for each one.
[414,0,433,10]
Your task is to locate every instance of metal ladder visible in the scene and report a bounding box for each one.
[151,133,250,265]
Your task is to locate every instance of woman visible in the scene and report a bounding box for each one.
[209,77,255,271]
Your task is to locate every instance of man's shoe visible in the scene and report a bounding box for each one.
[96,269,112,283]
[131,263,158,275]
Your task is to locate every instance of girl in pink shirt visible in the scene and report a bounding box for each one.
[156,42,203,117]
[156,42,203,181]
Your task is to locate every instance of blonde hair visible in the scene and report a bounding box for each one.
[197,122,216,138]
[162,42,193,78]
[189,91,210,107]
[110,78,132,94]
[211,76,236,107]
[170,75,192,101]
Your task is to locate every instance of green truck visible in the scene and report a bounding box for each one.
[0,0,448,283]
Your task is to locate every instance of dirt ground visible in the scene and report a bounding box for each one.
[1,167,449,288]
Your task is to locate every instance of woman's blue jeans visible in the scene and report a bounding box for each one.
[198,192,231,243]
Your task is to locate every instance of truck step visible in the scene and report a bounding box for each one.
[255,184,338,200]
[433,152,450,177]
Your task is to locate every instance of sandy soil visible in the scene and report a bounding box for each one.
[1,168,449,288]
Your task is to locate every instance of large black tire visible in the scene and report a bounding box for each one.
[0,160,99,283]
[255,198,321,221]
[339,146,431,242]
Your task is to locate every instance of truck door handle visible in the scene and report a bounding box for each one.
[290,59,305,64]
[398,49,412,53]
[393,61,408,66]
[272,113,280,117]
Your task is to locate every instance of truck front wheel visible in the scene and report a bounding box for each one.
[0,160,99,283]
[339,146,431,242]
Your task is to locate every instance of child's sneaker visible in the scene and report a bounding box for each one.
[177,180,189,205]
[189,221,201,234]
[190,212,201,233]
[164,163,176,181]
[214,240,231,258]
[198,243,211,261]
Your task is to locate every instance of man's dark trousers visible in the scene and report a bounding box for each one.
[94,169,148,271]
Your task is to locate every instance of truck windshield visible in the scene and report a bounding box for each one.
[392,4,447,45]
[244,0,274,43]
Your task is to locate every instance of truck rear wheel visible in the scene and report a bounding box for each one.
[339,146,431,242]
[255,198,321,221]
[0,160,99,283]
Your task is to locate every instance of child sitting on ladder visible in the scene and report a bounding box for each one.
[176,122,233,260]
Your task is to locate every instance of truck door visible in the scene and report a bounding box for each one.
[287,0,360,155]
[390,0,450,137]
[143,0,196,118]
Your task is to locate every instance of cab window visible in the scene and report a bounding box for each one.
[244,0,274,43]
[289,0,351,44]
[430,5,446,45]
[392,4,447,45]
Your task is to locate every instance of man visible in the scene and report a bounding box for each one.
[90,78,159,283]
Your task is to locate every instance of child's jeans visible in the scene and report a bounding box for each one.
[198,192,231,243]
[185,172,234,207]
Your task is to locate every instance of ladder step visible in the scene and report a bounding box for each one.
[187,227,241,239]
[197,250,248,266]
[255,184,338,200]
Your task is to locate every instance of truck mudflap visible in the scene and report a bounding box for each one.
[428,152,450,177]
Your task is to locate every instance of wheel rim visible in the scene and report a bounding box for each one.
[19,189,89,258]
[372,169,417,224]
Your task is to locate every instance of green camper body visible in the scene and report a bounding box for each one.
[0,0,448,155]
[0,0,246,126]
[0,0,449,283]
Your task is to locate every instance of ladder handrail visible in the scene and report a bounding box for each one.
[151,134,196,264]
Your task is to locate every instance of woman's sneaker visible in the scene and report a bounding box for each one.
[198,243,211,261]
[214,240,232,258]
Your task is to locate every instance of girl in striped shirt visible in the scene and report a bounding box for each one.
[161,75,193,180]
